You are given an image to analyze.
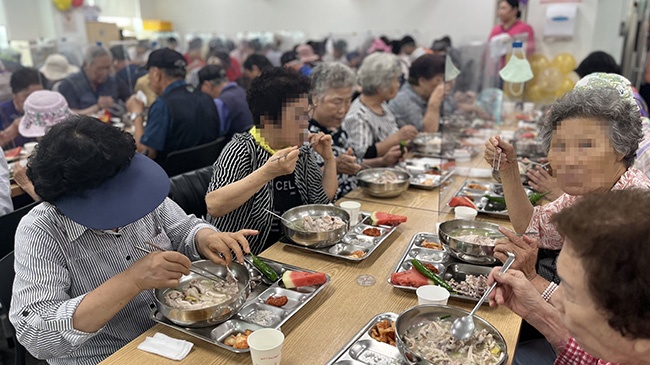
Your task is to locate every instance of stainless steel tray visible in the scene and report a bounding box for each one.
[388,232,493,303]
[150,257,330,353]
[448,180,535,217]
[282,212,399,261]
[326,312,405,365]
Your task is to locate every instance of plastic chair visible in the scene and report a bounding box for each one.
[168,166,214,219]
[161,137,227,177]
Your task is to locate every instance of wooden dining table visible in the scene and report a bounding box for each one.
[100,150,524,365]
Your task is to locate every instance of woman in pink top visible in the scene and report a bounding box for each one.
[489,0,535,54]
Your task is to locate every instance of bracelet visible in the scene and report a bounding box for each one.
[541,282,559,302]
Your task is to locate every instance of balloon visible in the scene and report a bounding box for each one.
[552,77,576,99]
[528,53,549,73]
[53,0,72,11]
[524,83,545,103]
[72,0,84,7]
[552,53,577,75]
[537,67,563,93]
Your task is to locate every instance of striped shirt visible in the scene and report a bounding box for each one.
[342,98,399,159]
[206,132,330,254]
[10,198,216,365]
[0,148,12,216]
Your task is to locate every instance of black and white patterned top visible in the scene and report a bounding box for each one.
[10,198,214,365]
[206,132,330,254]
[308,119,357,199]
[342,98,399,158]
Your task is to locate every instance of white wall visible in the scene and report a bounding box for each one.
[526,0,626,64]
[139,0,497,48]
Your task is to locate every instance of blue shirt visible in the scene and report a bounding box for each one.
[0,100,35,148]
[58,71,120,110]
[141,80,220,160]
[215,82,253,139]
[140,80,182,153]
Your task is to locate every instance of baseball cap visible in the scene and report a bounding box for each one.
[145,48,187,70]
[55,153,170,230]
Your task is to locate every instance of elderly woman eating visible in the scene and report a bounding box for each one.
[308,62,361,199]
[489,189,650,365]
[484,73,650,294]
[205,67,337,255]
[342,53,418,165]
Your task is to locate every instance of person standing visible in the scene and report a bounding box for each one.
[489,0,535,55]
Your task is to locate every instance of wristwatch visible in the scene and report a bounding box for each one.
[129,112,143,122]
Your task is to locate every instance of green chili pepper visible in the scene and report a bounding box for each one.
[485,196,506,205]
[529,191,550,206]
[411,259,455,293]
[439,315,451,320]
[251,254,279,282]
[399,140,406,157]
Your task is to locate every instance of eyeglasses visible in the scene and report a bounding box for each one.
[307,104,316,120]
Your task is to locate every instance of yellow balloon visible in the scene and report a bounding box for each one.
[552,77,576,99]
[524,83,544,103]
[528,53,550,73]
[53,0,72,11]
[537,67,564,93]
[552,53,577,75]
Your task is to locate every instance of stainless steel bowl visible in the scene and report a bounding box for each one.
[413,133,443,155]
[357,168,410,198]
[154,260,251,328]
[281,204,350,248]
[395,304,508,365]
[438,219,503,264]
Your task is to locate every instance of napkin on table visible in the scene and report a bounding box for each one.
[137,332,194,360]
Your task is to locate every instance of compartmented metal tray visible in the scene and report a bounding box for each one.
[388,232,493,303]
[150,256,330,353]
[404,157,454,190]
[282,212,399,261]
[448,180,535,217]
[326,312,405,365]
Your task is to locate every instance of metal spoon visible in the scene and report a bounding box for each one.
[450,252,515,340]
[263,208,303,230]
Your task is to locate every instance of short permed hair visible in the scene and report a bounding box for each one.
[357,52,402,96]
[10,68,46,94]
[247,67,310,126]
[309,62,356,101]
[408,54,445,86]
[541,87,642,167]
[27,115,136,202]
[552,189,650,339]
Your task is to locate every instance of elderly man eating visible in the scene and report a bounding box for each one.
[10,116,254,365]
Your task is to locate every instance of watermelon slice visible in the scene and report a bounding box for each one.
[449,196,477,209]
[282,270,327,289]
[390,268,434,288]
[370,211,408,226]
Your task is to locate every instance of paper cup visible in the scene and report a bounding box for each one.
[454,206,478,220]
[417,285,450,305]
[247,328,284,365]
[340,200,361,225]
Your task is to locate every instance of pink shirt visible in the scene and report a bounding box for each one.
[489,20,536,54]
[527,168,650,250]
[555,337,619,365]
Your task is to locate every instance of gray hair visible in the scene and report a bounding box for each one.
[357,53,401,96]
[309,62,356,101]
[541,87,643,167]
[83,45,111,66]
